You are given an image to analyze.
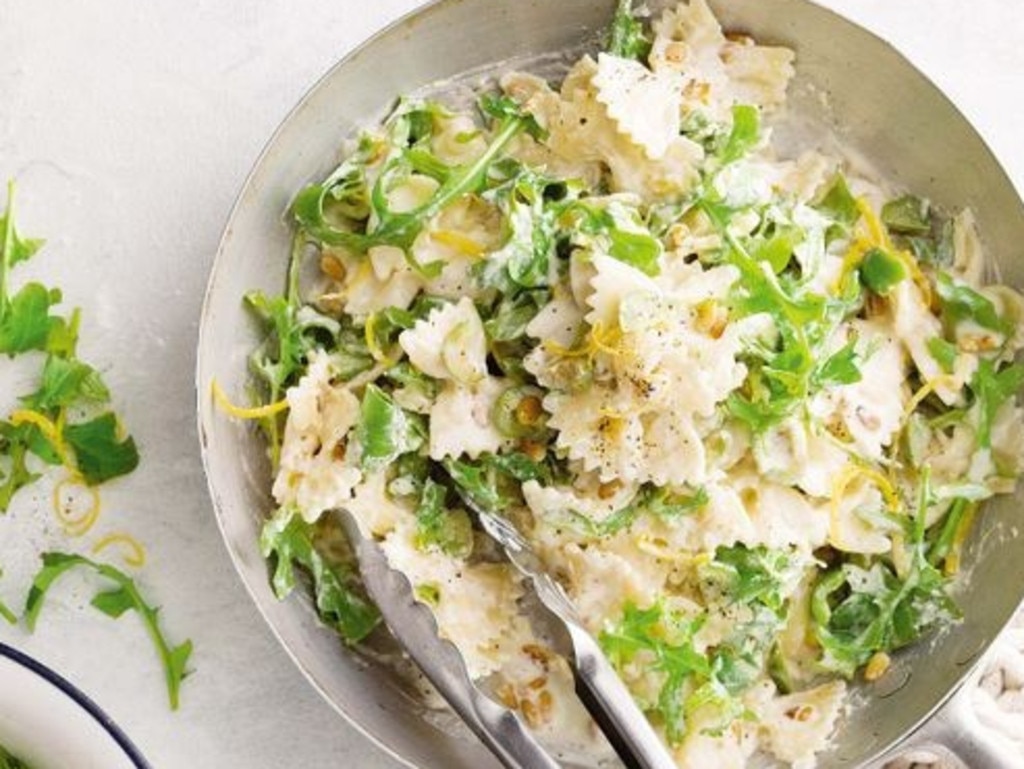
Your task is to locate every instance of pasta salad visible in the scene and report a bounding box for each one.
[233,0,1024,765]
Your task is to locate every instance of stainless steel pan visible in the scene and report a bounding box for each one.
[196,0,1024,765]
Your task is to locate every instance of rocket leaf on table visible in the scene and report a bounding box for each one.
[24,552,193,710]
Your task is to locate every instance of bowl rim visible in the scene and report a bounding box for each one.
[0,642,151,769]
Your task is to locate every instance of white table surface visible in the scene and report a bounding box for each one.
[0,1,1021,767]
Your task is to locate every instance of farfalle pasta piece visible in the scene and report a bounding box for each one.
[272,351,362,521]
[649,0,794,121]
[428,376,511,460]
[399,296,488,384]
[501,58,705,201]
[758,681,846,765]
[592,53,683,160]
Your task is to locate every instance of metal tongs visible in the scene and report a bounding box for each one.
[335,505,676,769]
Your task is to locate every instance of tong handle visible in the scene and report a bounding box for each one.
[464,688,563,769]
[566,623,678,769]
[335,509,560,769]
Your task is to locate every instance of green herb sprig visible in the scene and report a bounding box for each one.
[23,552,194,710]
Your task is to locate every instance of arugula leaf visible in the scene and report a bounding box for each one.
[697,548,794,700]
[483,288,550,342]
[815,174,860,240]
[295,96,539,259]
[0,423,39,512]
[243,251,348,463]
[442,456,504,511]
[605,0,652,61]
[935,272,1012,336]
[364,306,416,360]
[485,451,554,484]
[710,633,773,696]
[600,602,709,744]
[811,471,959,677]
[481,169,559,290]
[356,385,423,470]
[698,544,794,613]
[478,94,547,142]
[704,199,845,432]
[414,478,474,558]
[63,413,140,485]
[442,451,557,515]
[20,355,109,410]
[749,224,803,275]
[726,391,788,435]
[0,182,45,308]
[927,336,958,374]
[600,602,665,667]
[383,361,441,406]
[0,183,139,510]
[811,559,957,677]
[260,508,379,642]
[969,359,1024,448]
[717,105,760,166]
[24,552,193,710]
[0,283,67,356]
[568,484,707,537]
[44,306,82,359]
[0,182,62,362]
[568,200,662,276]
[812,339,861,388]
[244,286,332,393]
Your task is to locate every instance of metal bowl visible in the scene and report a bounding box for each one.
[196,0,1024,766]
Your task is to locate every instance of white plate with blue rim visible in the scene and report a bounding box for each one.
[0,642,149,769]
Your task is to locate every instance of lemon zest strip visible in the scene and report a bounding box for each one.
[92,532,147,568]
[211,380,288,420]
[431,229,486,258]
[52,474,101,537]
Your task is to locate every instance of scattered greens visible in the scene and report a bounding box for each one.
[0,184,190,713]
[0,182,140,511]
[23,552,193,710]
